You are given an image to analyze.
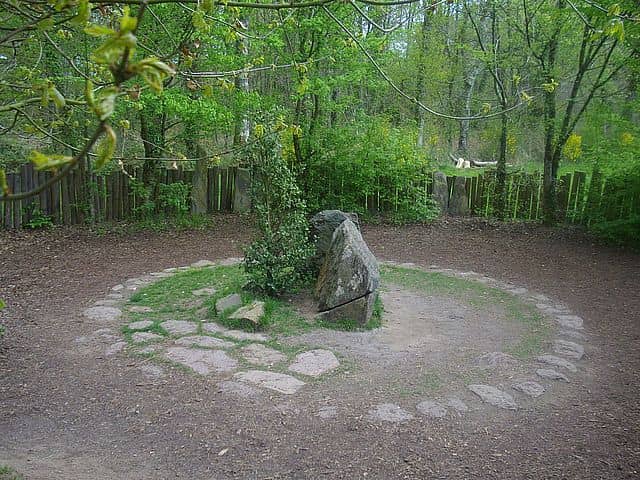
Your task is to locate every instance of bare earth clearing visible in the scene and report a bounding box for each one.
[1,216,639,479]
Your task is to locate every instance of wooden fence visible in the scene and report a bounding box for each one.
[1,164,238,229]
[1,165,637,229]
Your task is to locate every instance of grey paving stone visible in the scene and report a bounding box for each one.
[446,398,469,413]
[105,341,127,356]
[129,306,153,314]
[536,354,577,372]
[83,306,122,322]
[536,368,570,382]
[367,403,414,423]
[316,406,339,419]
[553,339,584,360]
[288,349,339,377]
[468,384,518,410]
[131,332,163,344]
[128,320,154,331]
[174,335,235,349]
[191,260,216,268]
[416,400,447,418]
[240,344,286,366]
[165,347,238,374]
[161,320,198,336]
[512,381,545,397]
[556,314,584,330]
[202,323,228,334]
[234,370,305,394]
[217,380,262,398]
[224,330,268,342]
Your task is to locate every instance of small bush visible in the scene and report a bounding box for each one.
[243,136,313,296]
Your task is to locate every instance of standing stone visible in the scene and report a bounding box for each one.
[315,219,379,325]
[309,210,360,270]
[432,172,449,215]
[233,168,252,213]
[448,176,470,216]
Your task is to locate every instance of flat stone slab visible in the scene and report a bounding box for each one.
[288,349,339,377]
[223,330,268,342]
[559,329,587,341]
[367,403,414,423]
[229,301,265,326]
[468,385,517,410]
[94,299,120,307]
[165,347,238,374]
[536,368,570,382]
[191,260,216,268]
[536,354,577,372]
[139,364,165,378]
[553,339,584,360]
[216,294,242,314]
[235,370,305,395]
[316,406,338,419]
[131,332,163,344]
[217,380,261,398]
[149,272,173,278]
[128,320,154,331]
[105,341,127,356]
[112,284,124,292]
[240,344,286,366]
[83,306,122,322]
[512,381,545,397]
[474,352,517,369]
[447,398,469,413]
[161,320,198,336]
[129,306,153,314]
[192,287,217,297]
[416,400,447,418]
[175,335,235,349]
[202,323,228,334]
[556,314,584,330]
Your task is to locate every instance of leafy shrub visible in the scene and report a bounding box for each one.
[23,205,53,229]
[158,181,191,216]
[243,136,313,296]
[300,116,437,222]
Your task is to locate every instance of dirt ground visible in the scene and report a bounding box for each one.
[1,215,639,479]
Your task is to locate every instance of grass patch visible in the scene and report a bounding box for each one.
[0,466,23,480]
[381,265,551,359]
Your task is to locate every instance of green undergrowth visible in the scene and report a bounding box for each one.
[381,265,550,359]
[0,465,23,480]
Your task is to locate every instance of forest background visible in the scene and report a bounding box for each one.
[0,0,638,245]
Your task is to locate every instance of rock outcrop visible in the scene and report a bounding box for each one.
[315,218,379,325]
[309,210,359,271]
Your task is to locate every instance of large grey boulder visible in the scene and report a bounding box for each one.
[448,176,470,216]
[432,172,449,215]
[309,210,359,270]
[315,219,379,325]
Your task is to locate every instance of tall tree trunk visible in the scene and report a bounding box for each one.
[541,0,563,225]
[233,17,250,153]
[495,110,508,219]
[139,103,165,204]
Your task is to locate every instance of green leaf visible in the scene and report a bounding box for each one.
[72,0,91,26]
[0,299,5,309]
[95,125,116,169]
[30,151,73,171]
[84,24,116,37]
[119,6,138,33]
[49,85,66,109]
[93,86,119,120]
